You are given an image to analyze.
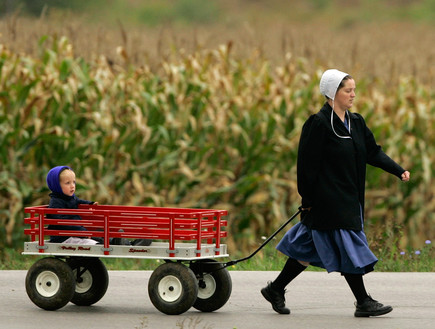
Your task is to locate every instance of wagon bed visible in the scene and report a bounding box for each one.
[23,204,228,259]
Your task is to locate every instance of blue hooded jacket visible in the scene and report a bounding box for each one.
[46,166,94,243]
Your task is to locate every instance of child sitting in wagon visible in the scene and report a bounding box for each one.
[46,165,151,246]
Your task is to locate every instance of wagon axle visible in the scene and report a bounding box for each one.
[198,279,207,289]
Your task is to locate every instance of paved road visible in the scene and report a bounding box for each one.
[1,270,434,329]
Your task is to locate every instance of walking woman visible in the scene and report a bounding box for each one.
[261,69,410,317]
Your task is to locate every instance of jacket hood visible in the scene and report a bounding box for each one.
[46,166,71,194]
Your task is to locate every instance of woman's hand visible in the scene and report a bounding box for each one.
[401,171,410,182]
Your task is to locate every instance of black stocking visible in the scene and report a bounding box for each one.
[344,273,369,304]
[271,257,307,291]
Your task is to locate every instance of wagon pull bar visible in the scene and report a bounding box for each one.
[221,207,302,269]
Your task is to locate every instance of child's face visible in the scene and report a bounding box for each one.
[59,170,76,196]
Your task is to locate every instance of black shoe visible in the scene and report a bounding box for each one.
[111,237,130,245]
[261,282,290,314]
[132,239,152,246]
[111,229,131,246]
[354,296,393,317]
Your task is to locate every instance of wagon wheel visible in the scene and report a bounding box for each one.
[148,262,198,315]
[66,257,109,306]
[190,259,232,312]
[25,257,75,311]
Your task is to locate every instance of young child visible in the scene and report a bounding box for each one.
[46,165,99,245]
[46,165,151,246]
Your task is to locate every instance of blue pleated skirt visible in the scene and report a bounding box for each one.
[276,221,377,274]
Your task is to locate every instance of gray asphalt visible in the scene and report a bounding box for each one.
[1,270,434,329]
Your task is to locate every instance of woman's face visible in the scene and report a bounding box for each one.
[334,78,356,111]
[59,170,76,196]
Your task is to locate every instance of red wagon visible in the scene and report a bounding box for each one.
[22,204,232,315]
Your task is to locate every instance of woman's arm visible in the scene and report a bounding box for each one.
[297,115,326,207]
[363,117,407,178]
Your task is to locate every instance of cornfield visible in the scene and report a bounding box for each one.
[0,31,434,256]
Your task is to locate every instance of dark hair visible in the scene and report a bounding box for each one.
[325,75,353,100]
[337,75,353,90]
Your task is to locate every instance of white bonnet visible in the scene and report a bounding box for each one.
[319,69,349,100]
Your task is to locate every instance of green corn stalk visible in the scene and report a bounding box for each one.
[0,37,433,258]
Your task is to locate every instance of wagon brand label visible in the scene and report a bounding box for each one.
[128,248,149,253]
[58,246,91,251]
[60,246,76,251]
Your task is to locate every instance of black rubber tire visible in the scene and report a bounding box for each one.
[190,259,232,312]
[148,262,198,315]
[66,257,109,306]
[25,257,75,311]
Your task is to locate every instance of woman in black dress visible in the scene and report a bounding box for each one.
[261,69,410,317]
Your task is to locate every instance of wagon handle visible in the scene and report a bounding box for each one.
[221,206,302,269]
